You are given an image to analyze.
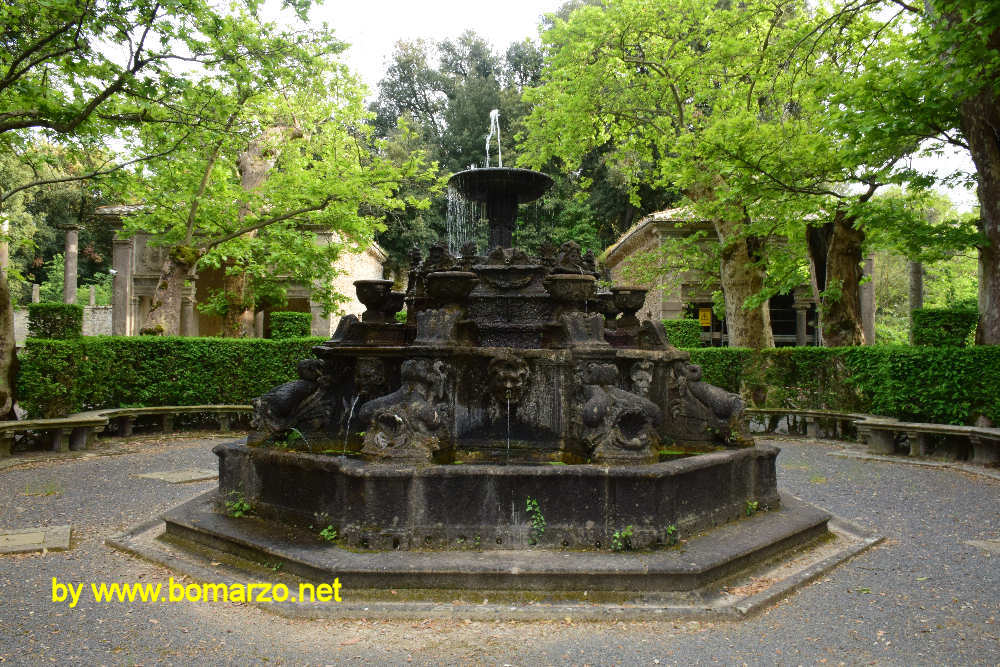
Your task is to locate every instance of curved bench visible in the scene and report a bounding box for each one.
[745,408,1000,466]
[0,405,252,458]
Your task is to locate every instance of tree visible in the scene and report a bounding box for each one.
[883,1,999,343]
[520,0,950,347]
[0,0,431,403]
[122,77,437,336]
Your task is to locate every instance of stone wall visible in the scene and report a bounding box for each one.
[13,306,113,345]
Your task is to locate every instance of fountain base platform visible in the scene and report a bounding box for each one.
[108,486,880,620]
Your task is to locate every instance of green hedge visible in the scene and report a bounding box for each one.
[269,311,312,339]
[15,336,1000,425]
[27,302,83,339]
[911,307,978,346]
[685,345,1000,425]
[662,319,702,348]
[17,336,324,417]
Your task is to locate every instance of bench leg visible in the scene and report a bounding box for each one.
[69,426,94,451]
[0,434,12,458]
[906,431,931,457]
[969,435,999,465]
[161,415,174,432]
[217,414,232,431]
[118,416,134,437]
[864,429,896,455]
[51,428,71,453]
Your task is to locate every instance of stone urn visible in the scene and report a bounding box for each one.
[425,271,479,304]
[612,286,648,329]
[592,291,621,326]
[544,274,597,315]
[385,291,406,320]
[354,279,395,323]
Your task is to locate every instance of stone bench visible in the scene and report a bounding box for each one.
[856,417,1000,465]
[101,405,250,437]
[0,416,108,456]
[745,408,1000,467]
[744,408,865,440]
[0,405,252,458]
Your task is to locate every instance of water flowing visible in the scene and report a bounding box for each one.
[343,394,359,456]
[485,108,502,168]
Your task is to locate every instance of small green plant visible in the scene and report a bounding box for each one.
[745,500,760,517]
[665,524,679,547]
[611,525,634,552]
[23,481,62,497]
[273,427,305,450]
[525,497,546,546]
[319,525,338,543]
[225,491,252,518]
[473,535,481,548]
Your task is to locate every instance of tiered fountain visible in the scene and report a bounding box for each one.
[157,143,840,600]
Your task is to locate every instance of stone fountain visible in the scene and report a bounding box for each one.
[150,159,860,609]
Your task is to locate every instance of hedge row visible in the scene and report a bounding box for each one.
[16,338,1000,425]
[688,346,1000,425]
[17,336,323,418]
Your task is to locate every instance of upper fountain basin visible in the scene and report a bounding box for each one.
[449,168,554,204]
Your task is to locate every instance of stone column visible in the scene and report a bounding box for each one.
[88,286,96,307]
[181,281,199,337]
[32,284,40,303]
[61,224,80,304]
[310,301,329,337]
[861,254,875,345]
[112,237,133,335]
[255,311,265,338]
[793,303,810,347]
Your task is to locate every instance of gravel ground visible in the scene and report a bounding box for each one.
[0,434,997,666]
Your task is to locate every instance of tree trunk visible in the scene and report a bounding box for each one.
[960,88,1000,345]
[218,125,302,338]
[714,219,774,349]
[140,254,194,335]
[0,266,18,419]
[222,266,256,338]
[806,210,866,347]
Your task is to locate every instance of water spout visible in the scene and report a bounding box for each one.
[485,109,502,168]
[343,394,360,456]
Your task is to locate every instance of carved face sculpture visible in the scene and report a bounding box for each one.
[488,356,530,405]
[355,358,386,399]
[630,360,654,397]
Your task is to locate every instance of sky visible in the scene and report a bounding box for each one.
[312,0,565,93]
[296,1,977,213]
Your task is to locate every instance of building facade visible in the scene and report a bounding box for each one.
[602,208,823,346]
[95,206,386,337]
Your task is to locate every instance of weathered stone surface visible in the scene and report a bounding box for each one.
[215,441,779,550]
